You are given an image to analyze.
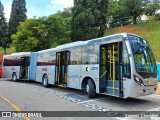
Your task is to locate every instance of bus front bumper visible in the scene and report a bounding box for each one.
[129,82,158,98]
[137,84,158,97]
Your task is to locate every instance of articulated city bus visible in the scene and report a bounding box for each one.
[2,33,158,98]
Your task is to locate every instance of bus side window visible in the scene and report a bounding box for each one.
[69,47,81,65]
[49,52,56,65]
[82,45,99,64]
[5,58,9,66]
[3,57,5,66]
[37,53,44,66]
[123,43,131,79]
[82,47,87,64]
[43,52,50,65]
[8,57,12,66]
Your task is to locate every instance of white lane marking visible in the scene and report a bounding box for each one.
[67,93,89,99]
[78,98,107,104]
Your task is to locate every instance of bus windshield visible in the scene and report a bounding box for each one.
[129,37,157,73]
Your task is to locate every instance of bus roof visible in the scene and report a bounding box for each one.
[9,33,144,54]
[39,32,143,53]
[4,52,31,57]
[38,33,141,52]
[11,52,31,55]
[55,41,87,50]
[55,33,127,50]
[38,48,56,53]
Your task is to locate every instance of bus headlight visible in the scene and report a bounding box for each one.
[134,75,144,86]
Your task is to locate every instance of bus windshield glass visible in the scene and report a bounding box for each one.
[128,36,157,73]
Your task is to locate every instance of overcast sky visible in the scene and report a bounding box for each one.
[1,0,74,21]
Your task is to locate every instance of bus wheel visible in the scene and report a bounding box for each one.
[43,75,49,87]
[12,73,17,82]
[86,79,96,98]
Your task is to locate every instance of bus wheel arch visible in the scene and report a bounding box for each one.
[81,77,96,98]
[42,74,49,87]
[12,72,17,82]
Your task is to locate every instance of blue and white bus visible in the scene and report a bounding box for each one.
[2,33,158,98]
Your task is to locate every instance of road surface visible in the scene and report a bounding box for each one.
[0,78,160,120]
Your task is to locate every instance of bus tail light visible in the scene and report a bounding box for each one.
[134,75,144,86]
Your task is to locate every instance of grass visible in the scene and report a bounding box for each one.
[0,45,15,55]
[105,20,160,62]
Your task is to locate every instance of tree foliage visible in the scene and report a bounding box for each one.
[121,0,148,24]
[57,7,72,18]
[4,0,160,53]
[145,0,160,16]
[12,14,70,52]
[0,1,9,54]
[9,0,27,42]
[108,0,131,27]
[155,13,160,20]
[71,0,108,41]
[107,0,158,26]
[56,7,72,36]
[96,0,109,37]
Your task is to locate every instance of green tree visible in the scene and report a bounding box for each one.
[108,0,132,28]
[155,13,160,20]
[71,1,98,41]
[12,18,40,52]
[0,1,9,55]
[56,7,72,37]
[96,0,109,37]
[145,0,160,16]
[57,7,72,18]
[122,0,148,24]
[9,0,27,42]
[46,14,70,47]
[71,0,108,41]
[12,14,70,52]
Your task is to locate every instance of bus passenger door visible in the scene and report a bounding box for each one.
[20,57,30,79]
[55,51,70,86]
[64,51,70,85]
[100,42,123,97]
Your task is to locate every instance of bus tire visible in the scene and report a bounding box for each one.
[86,79,96,98]
[43,75,49,87]
[12,73,17,82]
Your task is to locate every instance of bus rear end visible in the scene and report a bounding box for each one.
[125,35,158,98]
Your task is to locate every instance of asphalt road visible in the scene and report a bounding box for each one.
[0,78,160,120]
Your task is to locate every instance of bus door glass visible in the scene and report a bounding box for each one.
[20,57,30,79]
[100,42,123,97]
[55,51,70,86]
[64,51,70,85]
